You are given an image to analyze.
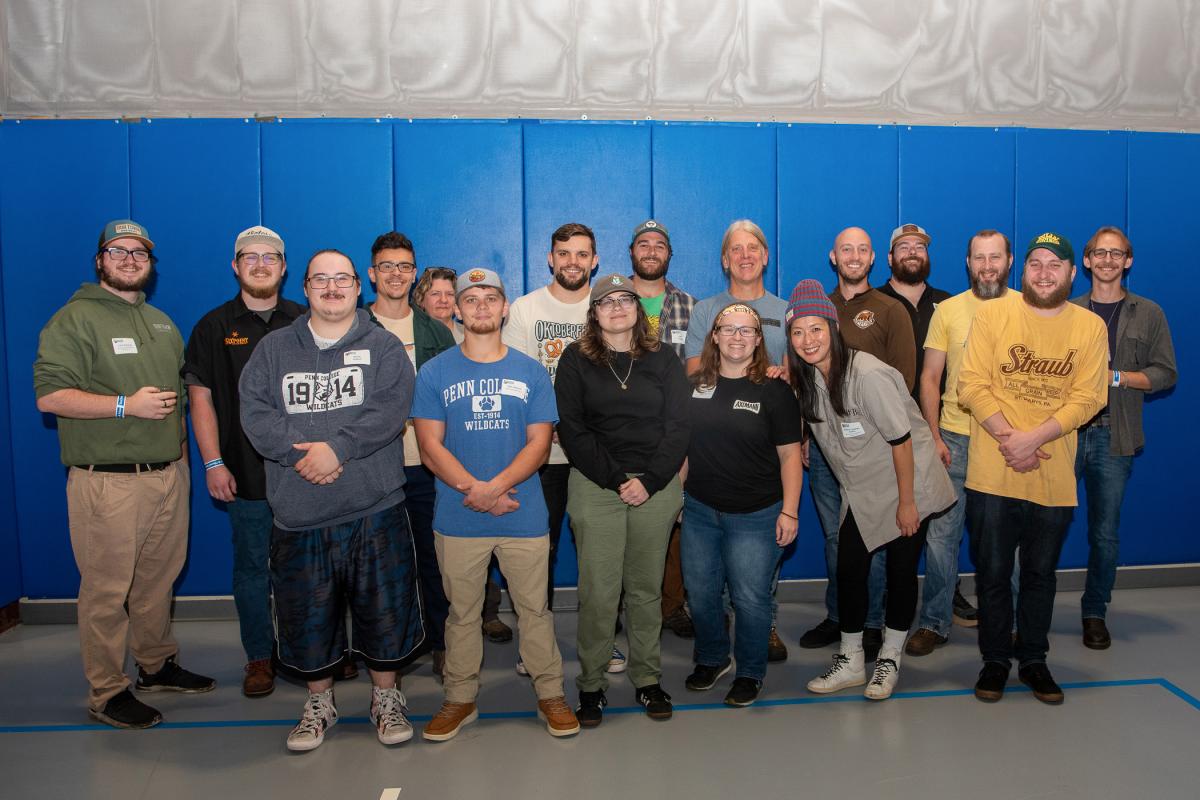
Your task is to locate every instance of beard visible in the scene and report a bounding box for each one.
[241,272,283,300]
[970,268,1010,300]
[554,269,588,292]
[464,317,500,335]
[631,252,669,281]
[891,254,930,285]
[1022,276,1071,310]
[99,261,153,293]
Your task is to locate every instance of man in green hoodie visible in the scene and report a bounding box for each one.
[34,219,215,730]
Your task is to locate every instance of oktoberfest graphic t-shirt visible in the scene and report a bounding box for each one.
[412,346,558,536]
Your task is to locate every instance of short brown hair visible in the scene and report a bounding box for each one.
[412,266,457,309]
[550,223,596,253]
[1083,226,1133,259]
[966,230,1011,260]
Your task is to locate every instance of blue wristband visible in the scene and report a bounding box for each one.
[115,395,125,419]
[204,458,225,471]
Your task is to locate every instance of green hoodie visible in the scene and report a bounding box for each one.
[34,283,185,466]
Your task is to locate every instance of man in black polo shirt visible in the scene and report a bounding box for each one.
[183,225,305,697]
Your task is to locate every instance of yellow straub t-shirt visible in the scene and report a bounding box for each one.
[958,292,1107,507]
[924,288,1014,435]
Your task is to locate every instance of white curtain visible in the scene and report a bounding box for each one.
[3,0,1198,130]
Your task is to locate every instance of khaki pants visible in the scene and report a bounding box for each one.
[66,461,189,710]
[434,532,565,703]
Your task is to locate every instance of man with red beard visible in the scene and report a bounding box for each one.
[959,232,1107,705]
[628,219,696,639]
[35,219,215,729]
[184,225,306,698]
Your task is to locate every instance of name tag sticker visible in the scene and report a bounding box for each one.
[841,421,866,438]
[670,329,687,345]
[112,337,138,355]
[344,349,371,365]
[692,385,716,399]
[500,379,529,400]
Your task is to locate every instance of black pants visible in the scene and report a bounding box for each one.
[539,462,571,610]
[837,509,928,634]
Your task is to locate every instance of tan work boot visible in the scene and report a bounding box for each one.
[423,701,479,742]
[537,696,581,737]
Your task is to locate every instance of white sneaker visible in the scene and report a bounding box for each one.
[806,651,866,694]
[864,653,901,701]
[370,686,413,745]
[515,657,529,677]
[287,689,337,752]
[607,646,627,674]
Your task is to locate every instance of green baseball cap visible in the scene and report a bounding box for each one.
[99,219,154,250]
[1025,231,1074,263]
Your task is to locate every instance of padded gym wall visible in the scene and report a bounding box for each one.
[0,118,1193,599]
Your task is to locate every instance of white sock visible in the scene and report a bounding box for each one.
[840,631,864,655]
[880,627,908,662]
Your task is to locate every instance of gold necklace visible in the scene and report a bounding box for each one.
[607,353,634,390]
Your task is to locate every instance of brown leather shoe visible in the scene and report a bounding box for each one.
[482,618,514,643]
[767,626,788,663]
[1082,618,1112,650]
[242,659,275,698]
[537,696,581,737]
[431,649,446,679]
[423,701,478,742]
[904,628,948,657]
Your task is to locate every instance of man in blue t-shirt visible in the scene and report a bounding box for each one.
[413,268,579,742]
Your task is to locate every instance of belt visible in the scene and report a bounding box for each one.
[85,461,173,474]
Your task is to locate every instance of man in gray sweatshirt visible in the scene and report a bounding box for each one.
[240,248,422,753]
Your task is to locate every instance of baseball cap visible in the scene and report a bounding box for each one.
[590,274,637,305]
[1024,232,1075,263]
[99,219,154,250]
[631,219,670,247]
[890,223,930,250]
[455,268,506,298]
[235,226,285,258]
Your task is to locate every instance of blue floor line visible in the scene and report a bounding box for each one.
[1,676,1194,734]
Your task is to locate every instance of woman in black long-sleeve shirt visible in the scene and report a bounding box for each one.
[554,274,690,728]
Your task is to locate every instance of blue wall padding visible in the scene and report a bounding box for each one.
[0,119,1194,600]
[0,220,19,606]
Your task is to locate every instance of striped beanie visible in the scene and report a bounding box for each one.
[785,279,838,328]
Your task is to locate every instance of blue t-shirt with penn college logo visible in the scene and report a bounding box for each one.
[412,346,558,537]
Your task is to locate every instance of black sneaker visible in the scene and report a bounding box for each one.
[863,627,883,662]
[724,677,762,707]
[576,690,607,728]
[685,659,732,691]
[90,689,162,729]
[974,662,1010,703]
[1018,663,1064,705]
[798,618,840,649]
[136,655,216,693]
[953,585,979,628]
[634,684,673,720]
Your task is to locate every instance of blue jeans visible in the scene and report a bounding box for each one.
[1075,425,1133,620]
[808,441,886,627]
[967,490,1071,668]
[229,498,276,662]
[405,465,450,650]
[681,496,782,682]
[917,429,969,636]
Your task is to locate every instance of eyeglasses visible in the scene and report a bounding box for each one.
[716,325,760,338]
[237,252,282,267]
[306,273,357,289]
[374,261,416,274]
[1089,248,1128,261]
[595,294,638,311]
[103,246,152,263]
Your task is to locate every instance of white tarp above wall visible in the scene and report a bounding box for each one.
[3,0,1199,130]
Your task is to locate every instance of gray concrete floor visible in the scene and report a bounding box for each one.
[2,586,1199,800]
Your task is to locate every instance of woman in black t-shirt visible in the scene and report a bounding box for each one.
[555,274,690,728]
[680,303,803,708]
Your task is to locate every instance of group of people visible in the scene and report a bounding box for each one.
[33,213,1176,751]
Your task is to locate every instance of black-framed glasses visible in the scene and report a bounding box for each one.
[306,273,357,289]
[237,252,282,267]
[1089,248,1128,261]
[374,261,417,274]
[595,294,638,311]
[716,325,760,338]
[102,246,152,263]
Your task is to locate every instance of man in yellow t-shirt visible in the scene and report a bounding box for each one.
[906,230,1015,658]
[958,231,1107,706]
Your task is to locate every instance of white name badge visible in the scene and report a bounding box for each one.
[841,421,866,438]
[500,379,529,401]
[112,337,138,355]
[692,385,716,399]
[670,329,687,345]
[344,349,371,365]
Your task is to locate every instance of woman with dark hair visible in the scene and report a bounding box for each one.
[680,303,803,707]
[554,274,690,727]
[785,279,954,700]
